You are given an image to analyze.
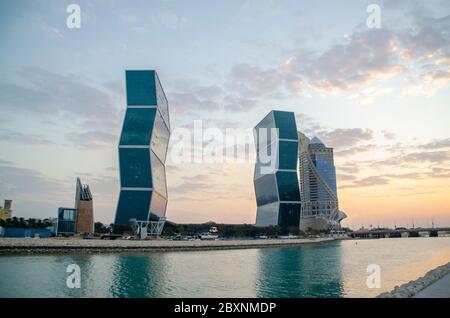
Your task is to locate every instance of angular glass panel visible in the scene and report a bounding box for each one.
[119,108,156,145]
[254,174,278,206]
[151,110,170,163]
[150,150,167,197]
[278,203,301,227]
[254,143,274,180]
[119,148,152,188]
[315,158,337,194]
[254,111,276,153]
[155,74,170,129]
[149,191,167,220]
[115,190,152,224]
[278,140,298,170]
[126,70,157,105]
[57,221,76,234]
[273,111,298,140]
[255,202,279,227]
[276,171,300,201]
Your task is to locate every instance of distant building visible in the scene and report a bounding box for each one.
[298,133,347,231]
[75,177,94,234]
[0,199,12,221]
[252,110,348,231]
[56,208,77,236]
[114,70,170,228]
[253,110,301,228]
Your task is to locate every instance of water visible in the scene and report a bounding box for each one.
[0,237,449,298]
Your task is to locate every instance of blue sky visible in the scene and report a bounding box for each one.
[0,0,449,228]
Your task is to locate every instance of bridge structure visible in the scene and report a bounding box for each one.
[350,227,450,239]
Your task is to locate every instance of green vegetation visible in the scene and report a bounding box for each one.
[100,222,307,238]
[0,217,53,229]
[162,223,305,238]
[94,222,111,234]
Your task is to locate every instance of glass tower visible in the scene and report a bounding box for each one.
[253,110,301,228]
[298,133,346,231]
[114,70,170,225]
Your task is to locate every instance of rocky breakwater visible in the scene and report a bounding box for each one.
[377,262,450,298]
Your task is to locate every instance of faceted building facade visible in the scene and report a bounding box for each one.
[115,70,170,225]
[298,133,347,231]
[74,177,94,234]
[253,110,301,228]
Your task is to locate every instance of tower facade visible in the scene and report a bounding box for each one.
[114,70,170,225]
[75,177,94,234]
[0,200,12,221]
[298,133,346,231]
[253,110,301,228]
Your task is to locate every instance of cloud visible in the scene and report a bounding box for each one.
[318,128,374,149]
[338,162,360,174]
[227,63,288,99]
[294,29,404,93]
[168,91,222,116]
[371,150,450,168]
[0,66,123,148]
[170,178,213,196]
[419,138,450,149]
[0,161,68,199]
[66,130,118,149]
[382,130,397,140]
[335,144,377,157]
[402,150,450,163]
[337,173,357,181]
[340,175,390,189]
[152,9,190,30]
[222,12,450,103]
[0,128,52,145]
[41,24,64,39]
[0,66,121,120]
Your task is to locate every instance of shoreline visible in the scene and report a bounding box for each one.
[0,237,336,255]
[377,261,450,298]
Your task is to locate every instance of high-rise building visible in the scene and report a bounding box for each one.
[253,110,301,228]
[114,70,170,226]
[0,199,12,221]
[74,177,94,233]
[298,133,347,231]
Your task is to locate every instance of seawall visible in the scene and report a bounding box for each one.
[0,237,335,254]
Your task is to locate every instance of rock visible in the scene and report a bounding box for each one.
[376,261,450,298]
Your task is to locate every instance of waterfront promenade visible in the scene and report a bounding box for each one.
[0,237,335,254]
[413,273,450,298]
[378,261,450,298]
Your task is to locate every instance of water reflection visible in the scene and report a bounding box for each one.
[108,253,168,297]
[255,242,344,297]
[1,238,449,298]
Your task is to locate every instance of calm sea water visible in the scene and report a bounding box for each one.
[0,237,449,298]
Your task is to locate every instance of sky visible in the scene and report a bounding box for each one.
[0,0,449,229]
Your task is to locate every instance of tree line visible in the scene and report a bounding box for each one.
[1,218,326,237]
